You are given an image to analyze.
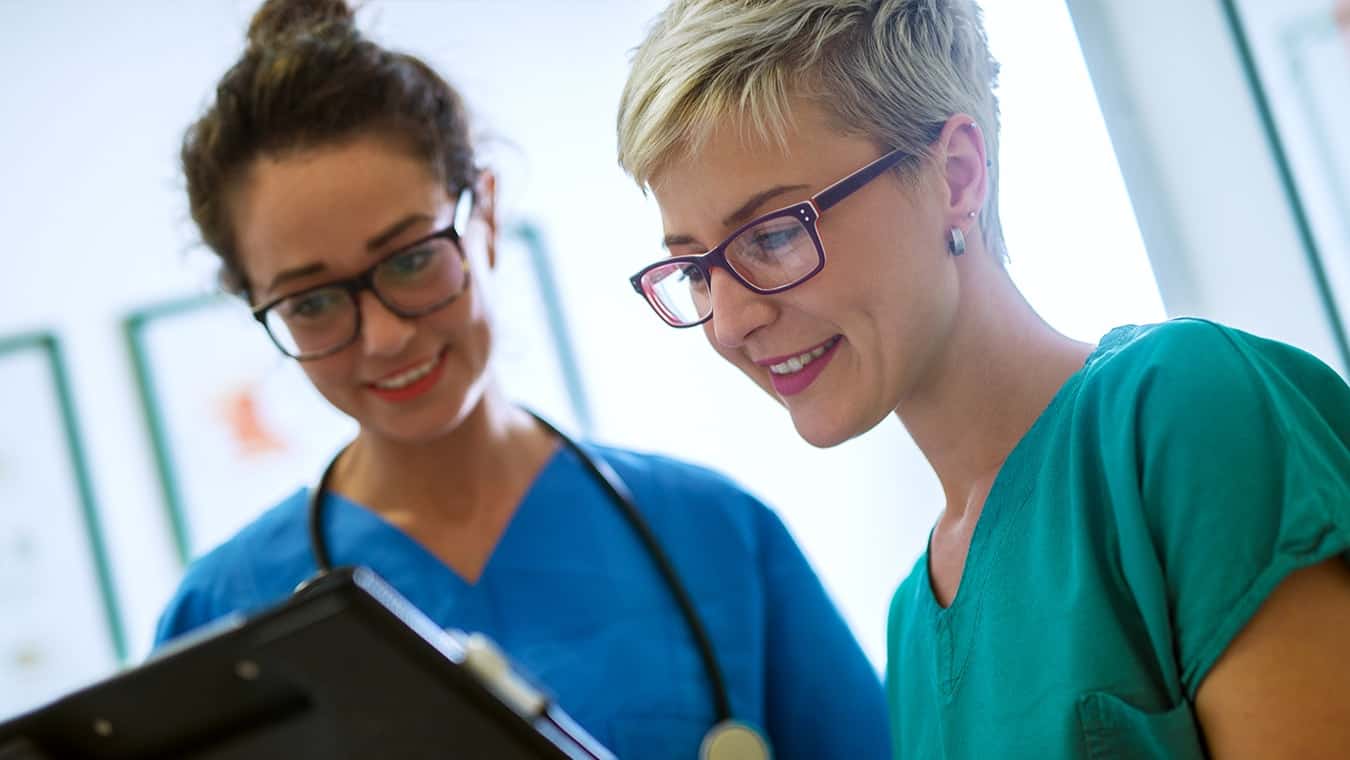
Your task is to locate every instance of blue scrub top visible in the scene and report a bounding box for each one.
[156,444,890,759]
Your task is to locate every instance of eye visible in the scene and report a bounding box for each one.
[384,245,437,279]
[676,265,706,284]
[651,263,704,290]
[282,288,345,321]
[749,225,803,253]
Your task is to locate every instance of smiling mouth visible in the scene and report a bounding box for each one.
[767,335,842,376]
[370,349,446,390]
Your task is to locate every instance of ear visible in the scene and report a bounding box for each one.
[473,168,498,269]
[934,114,988,234]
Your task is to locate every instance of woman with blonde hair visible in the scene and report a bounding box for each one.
[618,0,1350,755]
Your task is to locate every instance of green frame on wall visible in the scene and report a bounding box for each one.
[123,293,225,567]
[507,220,595,435]
[0,331,127,662]
[1221,0,1350,369]
[125,223,593,567]
[1279,11,1350,265]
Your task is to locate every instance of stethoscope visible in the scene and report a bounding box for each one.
[304,410,771,760]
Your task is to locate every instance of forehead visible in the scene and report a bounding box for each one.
[648,103,881,240]
[231,136,448,285]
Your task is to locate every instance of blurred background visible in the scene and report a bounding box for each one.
[1,0,1347,719]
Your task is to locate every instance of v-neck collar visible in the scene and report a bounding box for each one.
[913,329,1136,699]
[316,444,571,623]
[920,329,1134,616]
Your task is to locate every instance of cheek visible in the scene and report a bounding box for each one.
[299,353,359,405]
[427,287,486,340]
[316,352,354,377]
[425,295,494,372]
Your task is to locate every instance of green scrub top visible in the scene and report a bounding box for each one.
[886,319,1350,758]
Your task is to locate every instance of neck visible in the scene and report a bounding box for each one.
[332,381,554,522]
[895,253,1095,521]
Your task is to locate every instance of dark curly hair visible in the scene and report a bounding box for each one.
[182,0,476,296]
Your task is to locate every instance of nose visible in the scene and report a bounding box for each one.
[706,267,776,349]
[357,290,416,357]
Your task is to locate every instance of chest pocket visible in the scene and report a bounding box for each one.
[1077,691,1207,759]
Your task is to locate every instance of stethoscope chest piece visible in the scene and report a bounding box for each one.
[700,720,771,760]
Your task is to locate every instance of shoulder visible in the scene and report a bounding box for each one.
[584,443,766,514]
[154,489,312,646]
[1079,318,1255,393]
[1072,318,1350,505]
[1082,317,1343,392]
[577,442,788,557]
[1078,318,1347,428]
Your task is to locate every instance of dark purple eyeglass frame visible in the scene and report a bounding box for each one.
[629,147,913,328]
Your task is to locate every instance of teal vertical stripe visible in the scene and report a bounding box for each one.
[0,332,128,663]
[510,222,595,436]
[1219,0,1350,371]
[46,336,129,662]
[123,294,224,565]
[1279,16,1350,278]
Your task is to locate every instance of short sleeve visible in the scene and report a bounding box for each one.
[153,585,204,647]
[151,538,271,650]
[152,574,234,649]
[1132,320,1350,699]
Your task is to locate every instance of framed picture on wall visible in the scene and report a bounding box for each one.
[1275,3,1350,332]
[125,221,592,564]
[491,221,594,436]
[1230,0,1350,368]
[125,293,358,564]
[0,332,125,720]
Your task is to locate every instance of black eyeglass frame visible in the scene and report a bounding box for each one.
[251,189,474,361]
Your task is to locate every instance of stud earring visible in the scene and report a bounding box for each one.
[948,227,966,256]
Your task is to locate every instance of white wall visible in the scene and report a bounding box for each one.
[2,1,262,709]
[0,0,1171,716]
[1067,0,1349,375]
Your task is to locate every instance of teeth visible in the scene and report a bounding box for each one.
[375,355,441,389]
[769,337,839,376]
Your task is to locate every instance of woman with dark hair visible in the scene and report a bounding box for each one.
[154,1,890,757]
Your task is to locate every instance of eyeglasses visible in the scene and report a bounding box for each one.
[252,188,474,361]
[629,148,913,328]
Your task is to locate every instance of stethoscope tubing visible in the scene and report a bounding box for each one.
[305,411,733,725]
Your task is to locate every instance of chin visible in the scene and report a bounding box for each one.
[789,399,890,448]
[364,392,478,445]
[788,409,857,449]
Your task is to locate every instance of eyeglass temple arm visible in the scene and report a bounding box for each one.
[811,149,910,213]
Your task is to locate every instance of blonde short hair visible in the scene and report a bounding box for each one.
[618,0,1005,257]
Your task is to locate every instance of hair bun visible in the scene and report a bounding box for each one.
[247,0,356,48]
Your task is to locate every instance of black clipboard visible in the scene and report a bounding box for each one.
[0,568,617,759]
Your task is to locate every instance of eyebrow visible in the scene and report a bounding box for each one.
[365,213,433,252]
[661,184,810,249]
[263,213,435,293]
